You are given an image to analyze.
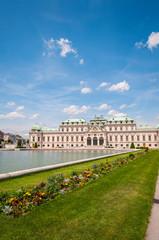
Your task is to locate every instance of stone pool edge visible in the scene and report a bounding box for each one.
[0,149,138,180]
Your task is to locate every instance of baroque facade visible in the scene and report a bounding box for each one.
[29,116,159,149]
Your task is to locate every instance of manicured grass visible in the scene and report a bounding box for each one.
[0,150,158,240]
[0,151,138,192]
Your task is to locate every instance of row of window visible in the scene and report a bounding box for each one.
[109,135,157,142]
[60,126,135,132]
[32,136,84,142]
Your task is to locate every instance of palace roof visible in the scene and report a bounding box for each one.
[31,124,41,131]
[62,118,87,124]
[108,116,134,122]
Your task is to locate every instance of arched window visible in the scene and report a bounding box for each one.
[93,137,98,145]
[87,137,91,146]
[99,137,104,145]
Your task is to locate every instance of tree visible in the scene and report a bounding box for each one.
[0,139,1,144]
[34,142,38,148]
[17,139,22,147]
[8,139,13,144]
[26,139,29,144]
[130,142,135,148]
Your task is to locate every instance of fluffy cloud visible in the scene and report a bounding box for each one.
[81,87,92,94]
[30,114,39,120]
[147,32,159,51]
[135,32,159,51]
[108,81,130,92]
[16,106,24,111]
[107,109,127,117]
[0,111,26,119]
[80,59,84,64]
[6,101,15,107]
[80,81,85,85]
[63,105,90,115]
[43,37,77,57]
[119,103,136,110]
[95,104,111,111]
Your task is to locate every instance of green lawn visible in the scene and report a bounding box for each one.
[0,151,138,192]
[0,150,158,240]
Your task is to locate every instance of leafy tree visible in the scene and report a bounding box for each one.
[26,139,29,144]
[130,142,135,148]
[17,139,22,147]
[0,139,1,144]
[8,139,13,144]
[34,142,38,148]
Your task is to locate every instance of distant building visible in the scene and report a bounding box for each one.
[0,130,4,140]
[4,133,16,143]
[29,116,159,149]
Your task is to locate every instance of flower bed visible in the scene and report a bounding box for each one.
[0,151,149,217]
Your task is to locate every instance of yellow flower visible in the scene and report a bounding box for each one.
[41,192,45,196]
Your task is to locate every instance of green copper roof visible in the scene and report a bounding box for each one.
[62,118,87,124]
[156,124,159,129]
[31,124,41,131]
[139,125,154,129]
[41,127,59,131]
[108,116,133,122]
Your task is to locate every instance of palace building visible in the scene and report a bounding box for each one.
[29,116,159,149]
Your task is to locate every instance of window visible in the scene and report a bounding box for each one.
[137,135,140,141]
[131,135,134,141]
[76,128,78,132]
[126,136,128,141]
[43,137,45,141]
[137,144,140,146]
[62,136,64,142]
[67,128,69,132]
[52,136,54,141]
[81,136,83,141]
[120,136,123,141]
[126,127,128,131]
[149,135,151,141]
[62,128,64,132]
[131,127,134,131]
[47,137,50,142]
[47,144,49,147]
[67,136,69,141]
[115,127,117,131]
[110,128,112,131]
[154,135,157,141]
[149,144,151,147]
[71,136,74,141]
[57,136,59,141]
[38,137,40,141]
[143,135,145,141]
[120,127,122,131]
[76,136,78,141]
[33,137,35,141]
[155,144,157,147]
[115,136,117,141]
[110,136,112,141]
[72,128,74,132]
[81,128,83,131]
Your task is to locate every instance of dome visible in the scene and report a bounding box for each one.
[31,124,41,131]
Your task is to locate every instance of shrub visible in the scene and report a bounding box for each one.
[130,142,135,148]
[34,142,38,148]
[129,153,135,158]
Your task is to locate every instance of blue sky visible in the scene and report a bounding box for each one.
[0,0,159,137]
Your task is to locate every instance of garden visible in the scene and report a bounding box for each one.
[0,149,159,240]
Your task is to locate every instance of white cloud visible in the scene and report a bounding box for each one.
[107,109,127,117]
[136,116,142,119]
[156,115,159,119]
[16,106,24,111]
[57,38,77,57]
[63,105,90,115]
[30,114,39,120]
[44,37,77,58]
[81,87,92,94]
[95,104,111,111]
[0,111,26,119]
[119,103,136,109]
[147,32,159,51]
[80,59,84,64]
[149,78,157,82]
[0,77,6,83]
[108,81,130,92]
[119,104,127,110]
[6,101,15,107]
[97,82,108,90]
[135,32,159,51]
[80,81,85,85]
[135,41,144,49]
